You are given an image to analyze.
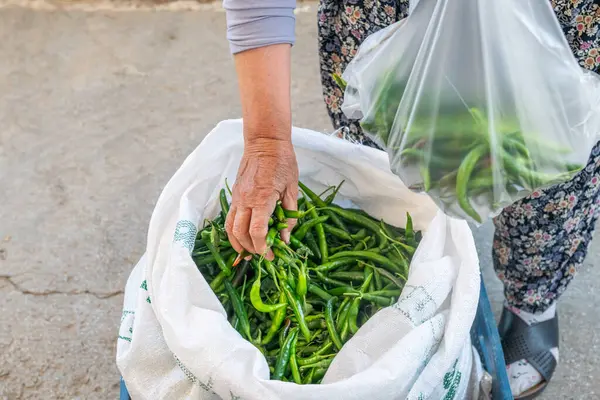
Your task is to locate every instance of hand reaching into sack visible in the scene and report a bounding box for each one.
[226,137,298,258]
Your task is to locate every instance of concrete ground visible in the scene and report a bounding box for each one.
[0,3,598,399]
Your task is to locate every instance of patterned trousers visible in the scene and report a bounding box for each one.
[317,0,600,313]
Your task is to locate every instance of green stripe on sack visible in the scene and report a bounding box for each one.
[173,220,197,252]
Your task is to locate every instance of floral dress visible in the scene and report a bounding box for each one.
[318,0,600,313]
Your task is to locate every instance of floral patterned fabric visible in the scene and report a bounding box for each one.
[318,0,600,313]
[318,0,410,147]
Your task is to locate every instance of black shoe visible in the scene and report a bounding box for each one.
[498,307,559,400]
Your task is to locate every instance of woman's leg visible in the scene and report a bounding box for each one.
[317,0,409,147]
[494,143,600,312]
[493,141,600,396]
[494,0,600,316]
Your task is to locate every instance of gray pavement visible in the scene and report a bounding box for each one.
[0,4,598,399]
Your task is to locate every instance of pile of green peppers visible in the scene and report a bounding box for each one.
[193,181,420,384]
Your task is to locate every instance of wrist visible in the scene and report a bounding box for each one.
[244,121,292,145]
[244,136,293,154]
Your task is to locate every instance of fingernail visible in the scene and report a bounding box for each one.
[233,253,244,267]
[266,250,275,261]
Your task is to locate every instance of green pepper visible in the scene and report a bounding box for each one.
[385,247,410,274]
[502,150,564,189]
[307,283,333,301]
[324,180,345,205]
[369,289,401,297]
[289,235,314,257]
[230,314,239,330]
[359,262,405,288]
[315,271,349,287]
[299,181,348,231]
[289,332,302,384]
[365,264,375,292]
[282,282,311,341]
[306,318,327,330]
[209,270,227,292]
[351,229,367,241]
[250,264,287,313]
[420,159,431,191]
[273,238,295,256]
[304,231,322,260]
[209,223,221,248]
[263,259,280,291]
[348,298,361,334]
[224,280,251,340]
[314,258,356,272]
[283,208,315,219]
[402,213,414,244]
[329,271,365,282]
[455,144,488,223]
[297,353,334,367]
[273,328,298,380]
[327,286,357,297]
[362,293,394,307]
[325,298,344,351]
[276,222,289,231]
[219,188,229,220]
[340,318,350,342]
[296,260,308,299]
[275,202,286,223]
[329,244,352,254]
[266,227,279,248]
[292,216,330,241]
[303,367,315,384]
[307,201,328,264]
[359,271,374,292]
[299,357,333,371]
[330,251,403,275]
[273,318,289,350]
[201,230,232,276]
[312,367,328,383]
[323,207,387,249]
[192,247,236,267]
[298,345,320,355]
[352,239,368,251]
[385,240,416,258]
[503,136,531,159]
[336,298,352,329]
[209,252,237,292]
[284,267,297,292]
[322,224,353,241]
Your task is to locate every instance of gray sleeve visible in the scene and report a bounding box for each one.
[223,0,296,54]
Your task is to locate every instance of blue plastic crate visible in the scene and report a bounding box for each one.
[119,279,512,400]
[471,279,513,400]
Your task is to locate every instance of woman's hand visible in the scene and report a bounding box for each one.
[226,138,298,258]
[226,44,296,258]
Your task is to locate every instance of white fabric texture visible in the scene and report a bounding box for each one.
[116,119,481,400]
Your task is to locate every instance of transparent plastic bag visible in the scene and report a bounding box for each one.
[341,0,600,223]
